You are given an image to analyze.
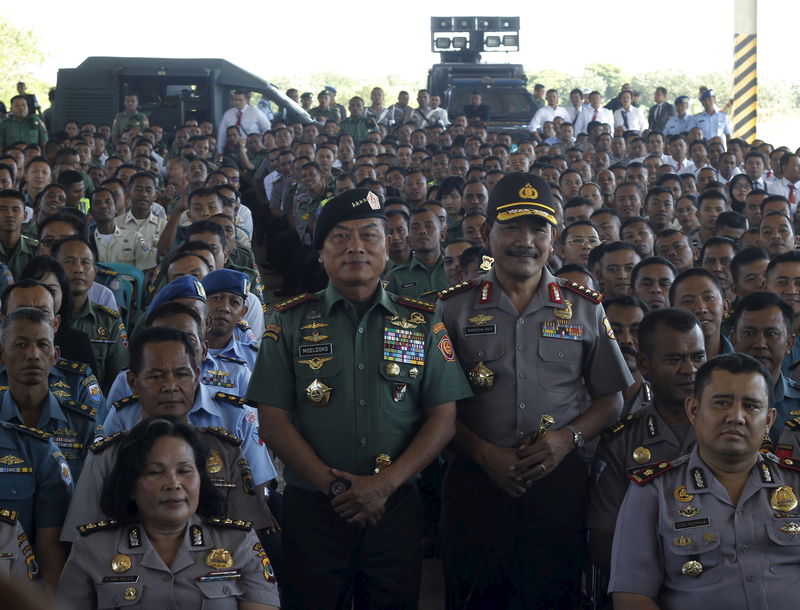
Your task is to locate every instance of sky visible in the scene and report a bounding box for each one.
[3,0,798,87]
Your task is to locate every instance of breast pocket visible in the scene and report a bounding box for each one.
[659,522,723,587]
[378,361,424,416]
[96,583,144,608]
[537,339,583,394]
[459,338,505,392]
[765,521,800,570]
[293,355,343,412]
[197,579,244,609]
[0,471,34,504]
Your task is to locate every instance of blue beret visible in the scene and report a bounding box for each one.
[325,85,337,94]
[700,89,714,101]
[675,95,689,105]
[202,269,250,299]
[147,275,206,318]
[313,188,386,250]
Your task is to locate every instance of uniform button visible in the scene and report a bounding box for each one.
[519,403,526,410]
[10,489,15,495]
[360,437,367,445]
[741,545,749,552]
[736,509,743,516]
[358,400,366,406]
[477,351,484,358]
[558,351,565,358]
[223,586,231,594]
[517,345,525,351]
[791,535,797,542]
[518,318,525,325]
[746,575,754,582]
[358,327,364,334]
[519,372,526,379]
[357,363,365,370]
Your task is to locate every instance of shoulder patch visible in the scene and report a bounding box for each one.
[437,280,478,300]
[396,295,436,312]
[603,413,638,439]
[217,354,246,366]
[97,304,121,318]
[214,392,245,407]
[61,400,98,419]
[563,280,602,304]
[10,424,51,441]
[0,508,17,524]
[205,517,253,531]
[201,426,244,446]
[785,417,800,429]
[113,395,139,410]
[77,519,120,536]
[88,431,125,454]
[779,457,800,472]
[629,460,673,485]
[56,358,89,375]
[273,293,314,312]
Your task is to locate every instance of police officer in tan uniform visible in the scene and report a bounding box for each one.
[437,172,633,609]
[610,353,800,610]
[0,507,38,581]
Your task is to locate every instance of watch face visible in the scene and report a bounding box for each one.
[329,478,351,497]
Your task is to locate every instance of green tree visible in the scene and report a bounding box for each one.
[0,15,49,107]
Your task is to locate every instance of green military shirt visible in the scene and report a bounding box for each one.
[0,115,47,149]
[445,220,464,246]
[0,234,39,280]
[246,283,471,491]
[71,298,129,390]
[384,255,448,301]
[338,117,379,145]
[111,110,149,141]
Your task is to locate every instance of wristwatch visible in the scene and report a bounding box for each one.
[564,424,584,449]
[328,477,351,499]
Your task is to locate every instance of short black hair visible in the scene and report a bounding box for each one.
[731,291,793,336]
[100,416,226,523]
[51,235,96,263]
[38,209,88,241]
[0,306,52,346]
[129,326,198,375]
[731,246,769,283]
[693,352,774,407]
[699,236,739,265]
[714,211,747,232]
[603,294,650,317]
[0,279,56,316]
[766,250,800,278]
[669,268,723,305]
[560,220,598,243]
[631,256,678,288]
[637,307,701,357]
[20,256,74,324]
[187,220,229,252]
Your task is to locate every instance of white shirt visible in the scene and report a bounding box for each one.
[528,105,570,132]
[243,292,264,340]
[217,105,271,152]
[665,157,696,174]
[614,106,647,132]
[768,178,800,214]
[263,169,281,200]
[426,107,450,128]
[574,106,614,134]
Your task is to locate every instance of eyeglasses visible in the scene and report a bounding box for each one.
[565,237,601,248]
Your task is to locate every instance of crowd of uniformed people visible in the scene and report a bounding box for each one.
[0,80,797,609]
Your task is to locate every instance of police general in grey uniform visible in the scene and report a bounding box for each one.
[249,188,472,610]
[610,353,800,610]
[588,308,705,574]
[437,172,633,609]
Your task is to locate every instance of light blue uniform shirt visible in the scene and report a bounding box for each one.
[692,111,731,140]
[663,114,694,137]
[101,384,276,482]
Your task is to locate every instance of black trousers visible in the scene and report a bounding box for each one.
[441,451,589,610]
[281,484,422,610]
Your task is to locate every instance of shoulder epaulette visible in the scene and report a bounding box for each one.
[785,417,800,429]
[563,280,602,304]
[0,508,17,524]
[213,392,245,407]
[603,413,638,439]
[11,423,51,441]
[88,431,124,454]
[437,280,478,300]
[113,395,139,410]
[779,457,800,472]
[205,516,253,531]
[56,358,89,375]
[201,426,244,446]
[628,460,674,486]
[96,304,121,318]
[273,293,313,312]
[236,320,250,330]
[396,295,436,312]
[61,400,98,419]
[77,519,120,536]
[217,354,246,366]
[97,268,119,277]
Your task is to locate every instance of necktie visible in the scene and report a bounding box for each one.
[592,109,598,122]
[677,161,683,170]
[622,110,629,129]
[790,185,796,204]
[654,104,660,122]
[236,110,243,126]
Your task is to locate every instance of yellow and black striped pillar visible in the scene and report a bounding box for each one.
[732,0,757,142]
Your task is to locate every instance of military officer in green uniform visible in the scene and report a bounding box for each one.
[0,95,47,150]
[110,93,149,143]
[384,208,448,301]
[53,236,128,391]
[436,172,633,609]
[248,188,472,609]
[338,97,379,145]
[0,308,96,481]
[0,190,39,279]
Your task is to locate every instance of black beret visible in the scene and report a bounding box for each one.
[313,188,386,249]
[486,173,557,226]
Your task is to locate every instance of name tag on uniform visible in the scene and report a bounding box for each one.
[401,282,418,289]
[103,576,139,583]
[673,518,711,531]
[299,344,333,357]
[541,320,583,341]
[465,325,496,336]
